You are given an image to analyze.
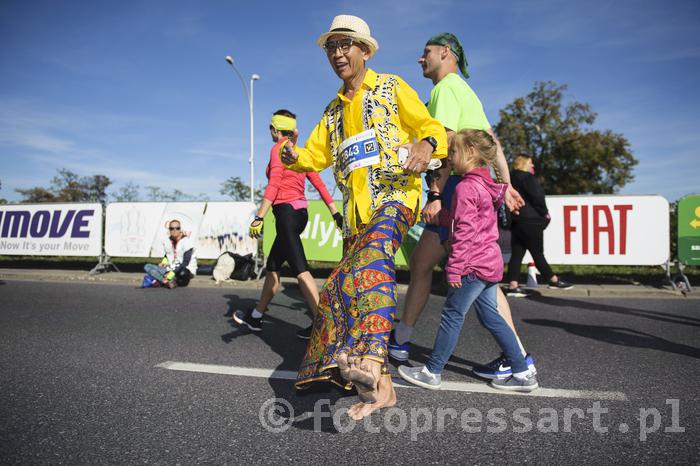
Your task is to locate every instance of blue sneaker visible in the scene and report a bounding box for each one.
[472,353,537,380]
[388,330,410,361]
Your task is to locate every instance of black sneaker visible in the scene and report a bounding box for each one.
[548,280,573,290]
[505,287,529,298]
[233,309,262,332]
[296,324,313,340]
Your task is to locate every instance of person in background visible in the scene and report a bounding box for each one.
[144,219,197,288]
[233,109,342,340]
[399,129,538,393]
[505,153,573,297]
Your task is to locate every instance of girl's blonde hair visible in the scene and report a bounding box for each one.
[449,129,497,168]
[513,153,532,172]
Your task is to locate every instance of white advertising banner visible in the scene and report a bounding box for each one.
[105,202,257,259]
[519,195,670,265]
[0,203,103,256]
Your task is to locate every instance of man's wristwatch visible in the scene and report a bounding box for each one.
[422,136,438,153]
[427,191,442,203]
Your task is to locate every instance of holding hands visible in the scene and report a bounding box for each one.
[505,184,525,214]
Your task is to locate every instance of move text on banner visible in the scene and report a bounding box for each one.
[0,203,103,256]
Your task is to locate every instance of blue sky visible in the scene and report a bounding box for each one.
[1,0,698,202]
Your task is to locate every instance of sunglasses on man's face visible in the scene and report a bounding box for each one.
[323,38,354,55]
[169,226,181,231]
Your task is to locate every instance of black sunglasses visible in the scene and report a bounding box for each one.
[323,38,354,55]
[169,226,181,231]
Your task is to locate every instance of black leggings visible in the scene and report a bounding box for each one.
[266,203,309,276]
[506,222,554,283]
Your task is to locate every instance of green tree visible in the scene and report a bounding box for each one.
[144,186,205,202]
[16,169,112,203]
[110,182,141,202]
[220,176,263,202]
[495,81,638,194]
[0,180,8,204]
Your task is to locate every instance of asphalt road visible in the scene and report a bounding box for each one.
[0,279,698,465]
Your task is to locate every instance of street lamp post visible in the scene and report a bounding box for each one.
[225,56,260,203]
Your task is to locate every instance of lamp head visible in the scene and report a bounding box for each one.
[252,74,261,81]
[225,56,234,65]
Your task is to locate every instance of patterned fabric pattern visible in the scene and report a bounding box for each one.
[295,201,415,389]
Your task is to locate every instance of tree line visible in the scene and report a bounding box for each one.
[4,81,637,204]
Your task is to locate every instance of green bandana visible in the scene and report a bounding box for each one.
[426,32,469,78]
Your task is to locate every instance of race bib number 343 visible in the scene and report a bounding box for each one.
[338,129,380,178]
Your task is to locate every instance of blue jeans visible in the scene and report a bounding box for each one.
[144,263,167,283]
[426,273,528,375]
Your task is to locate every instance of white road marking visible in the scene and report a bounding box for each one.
[156,361,628,401]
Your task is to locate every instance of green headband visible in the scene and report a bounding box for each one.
[426,32,469,78]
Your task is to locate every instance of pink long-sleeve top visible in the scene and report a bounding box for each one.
[263,138,334,209]
[438,166,507,284]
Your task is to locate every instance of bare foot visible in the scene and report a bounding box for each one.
[337,353,379,403]
[347,375,397,421]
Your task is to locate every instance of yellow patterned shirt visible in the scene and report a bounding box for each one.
[287,68,447,237]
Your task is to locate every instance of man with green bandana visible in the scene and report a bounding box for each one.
[390,33,537,383]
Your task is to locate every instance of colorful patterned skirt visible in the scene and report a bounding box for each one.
[295,201,416,390]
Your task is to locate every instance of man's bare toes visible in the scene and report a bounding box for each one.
[348,402,375,421]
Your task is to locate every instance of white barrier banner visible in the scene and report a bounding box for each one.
[520,195,669,265]
[0,203,103,256]
[105,202,257,259]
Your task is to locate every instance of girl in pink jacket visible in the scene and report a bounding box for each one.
[399,129,538,393]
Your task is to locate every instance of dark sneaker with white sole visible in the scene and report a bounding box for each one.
[388,330,410,361]
[490,373,539,392]
[473,353,537,380]
[548,280,574,290]
[505,287,529,298]
[296,324,313,340]
[233,309,262,332]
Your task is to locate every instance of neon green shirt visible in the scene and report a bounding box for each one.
[427,73,490,131]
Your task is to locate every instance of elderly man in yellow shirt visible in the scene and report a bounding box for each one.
[281,14,446,420]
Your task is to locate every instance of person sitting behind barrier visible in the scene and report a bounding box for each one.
[143,219,197,288]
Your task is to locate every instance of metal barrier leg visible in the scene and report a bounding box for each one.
[89,253,120,275]
[676,262,693,293]
[663,260,677,291]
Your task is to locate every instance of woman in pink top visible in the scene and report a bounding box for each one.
[234,110,341,340]
[399,129,539,393]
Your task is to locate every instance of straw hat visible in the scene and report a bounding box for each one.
[316,15,379,57]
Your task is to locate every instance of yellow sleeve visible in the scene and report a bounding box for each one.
[285,115,333,173]
[395,76,448,159]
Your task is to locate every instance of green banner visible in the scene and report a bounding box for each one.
[262,200,419,267]
[678,194,700,265]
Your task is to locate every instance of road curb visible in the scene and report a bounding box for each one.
[0,268,693,298]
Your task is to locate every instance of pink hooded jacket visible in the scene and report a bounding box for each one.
[438,167,507,284]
